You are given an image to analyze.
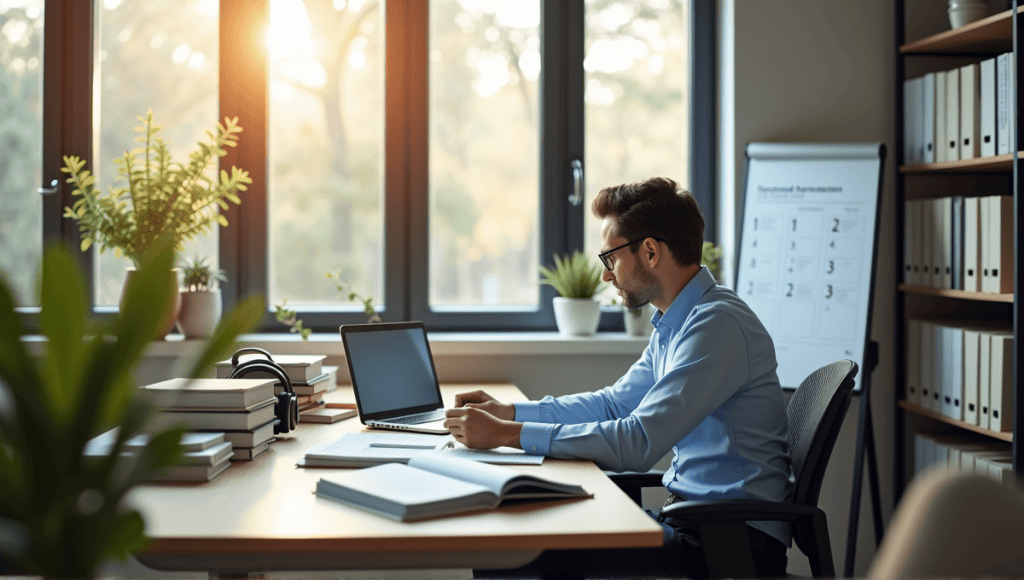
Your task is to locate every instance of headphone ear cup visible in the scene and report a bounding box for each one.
[276,391,298,434]
[228,358,296,435]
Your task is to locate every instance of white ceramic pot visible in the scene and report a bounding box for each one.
[623,305,654,337]
[178,289,222,339]
[948,0,988,29]
[552,297,601,337]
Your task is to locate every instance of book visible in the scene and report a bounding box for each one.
[177,441,234,466]
[154,460,231,482]
[287,374,332,396]
[314,453,591,521]
[159,398,277,431]
[202,419,278,448]
[300,432,545,467]
[231,440,272,461]
[299,406,357,424]
[142,377,276,409]
[115,430,226,453]
[216,354,325,383]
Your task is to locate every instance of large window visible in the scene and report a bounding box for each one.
[10,0,710,332]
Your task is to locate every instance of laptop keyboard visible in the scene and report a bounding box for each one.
[389,409,448,424]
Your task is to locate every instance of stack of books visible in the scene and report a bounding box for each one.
[215,355,337,422]
[143,377,279,462]
[85,429,235,482]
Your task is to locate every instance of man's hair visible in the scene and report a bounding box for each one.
[591,177,705,267]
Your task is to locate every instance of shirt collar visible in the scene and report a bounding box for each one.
[650,266,717,331]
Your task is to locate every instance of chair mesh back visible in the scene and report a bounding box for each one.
[786,359,858,508]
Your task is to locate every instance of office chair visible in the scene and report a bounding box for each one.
[868,468,1024,579]
[610,359,859,579]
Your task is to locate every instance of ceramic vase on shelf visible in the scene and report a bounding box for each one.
[552,297,601,337]
[948,0,989,29]
[120,266,181,340]
[178,288,222,339]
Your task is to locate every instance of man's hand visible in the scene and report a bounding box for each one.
[453,389,515,421]
[444,407,523,450]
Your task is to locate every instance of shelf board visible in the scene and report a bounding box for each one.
[898,284,1014,302]
[900,153,1014,173]
[900,8,1020,54]
[899,400,1013,442]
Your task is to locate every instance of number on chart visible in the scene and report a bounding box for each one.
[792,218,797,232]
[786,283,794,297]
[832,218,840,233]
[825,284,833,299]
[748,281,754,295]
[753,218,758,231]
[826,260,834,274]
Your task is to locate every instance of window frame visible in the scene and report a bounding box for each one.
[30,0,714,334]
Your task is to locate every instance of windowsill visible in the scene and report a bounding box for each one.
[20,331,650,357]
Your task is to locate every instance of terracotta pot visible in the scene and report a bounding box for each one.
[120,267,181,340]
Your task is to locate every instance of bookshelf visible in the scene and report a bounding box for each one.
[895,2,1022,500]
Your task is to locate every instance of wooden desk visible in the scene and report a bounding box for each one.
[134,384,662,573]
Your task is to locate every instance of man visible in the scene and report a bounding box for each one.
[444,177,793,578]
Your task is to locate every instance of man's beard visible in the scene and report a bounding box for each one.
[621,258,659,310]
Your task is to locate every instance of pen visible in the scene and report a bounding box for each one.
[369,442,453,449]
[325,403,357,409]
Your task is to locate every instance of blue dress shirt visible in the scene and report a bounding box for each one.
[515,266,795,546]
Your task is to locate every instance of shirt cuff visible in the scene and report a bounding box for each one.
[513,401,542,422]
[519,422,554,455]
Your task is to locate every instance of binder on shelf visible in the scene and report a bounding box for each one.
[904,200,914,284]
[919,321,936,412]
[979,331,992,427]
[906,319,922,407]
[959,63,980,160]
[936,70,948,164]
[923,72,936,163]
[963,329,982,426]
[921,199,933,287]
[964,196,981,292]
[931,198,945,288]
[981,195,1013,294]
[980,58,997,157]
[997,52,1015,156]
[951,196,964,290]
[941,197,953,289]
[946,67,961,162]
[989,332,1014,432]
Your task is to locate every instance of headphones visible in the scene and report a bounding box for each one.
[227,347,298,435]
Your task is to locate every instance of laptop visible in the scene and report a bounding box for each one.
[340,321,450,435]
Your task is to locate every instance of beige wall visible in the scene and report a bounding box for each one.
[720,0,896,575]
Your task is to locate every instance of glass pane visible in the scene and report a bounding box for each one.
[0,0,43,307]
[268,0,384,309]
[94,0,219,307]
[428,0,540,309]
[583,0,689,300]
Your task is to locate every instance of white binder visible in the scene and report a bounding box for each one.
[980,58,997,157]
[907,319,922,406]
[962,328,981,425]
[982,195,1013,293]
[960,64,980,160]
[979,330,992,427]
[989,332,1014,432]
[946,67,961,162]
[923,72,936,163]
[964,196,981,292]
[920,320,934,410]
[936,70,949,163]
[997,52,1015,155]
[941,197,953,289]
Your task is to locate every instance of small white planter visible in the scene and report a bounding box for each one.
[552,297,601,337]
[178,289,222,339]
[623,305,654,337]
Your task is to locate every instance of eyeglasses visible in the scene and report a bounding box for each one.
[597,237,662,271]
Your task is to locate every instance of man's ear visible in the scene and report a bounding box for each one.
[643,238,659,267]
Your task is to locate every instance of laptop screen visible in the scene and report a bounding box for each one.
[341,322,444,419]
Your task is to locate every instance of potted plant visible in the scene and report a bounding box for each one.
[273,273,380,340]
[60,109,252,339]
[540,251,605,336]
[702,241,723,281]
[177,255,227,339]
[0,239,263,578]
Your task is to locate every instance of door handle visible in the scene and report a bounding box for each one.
[568,159,583,206]
[37,179,58,196]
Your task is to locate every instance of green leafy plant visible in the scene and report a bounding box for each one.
[702,241,723,280]
[61,110,253,265]
[274,299,312,340]
[0,239,263,578]
[540,251,605,299]
[327,269,381,323]
[179,255,226,292]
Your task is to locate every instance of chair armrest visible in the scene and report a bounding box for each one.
[604,470,664,505]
